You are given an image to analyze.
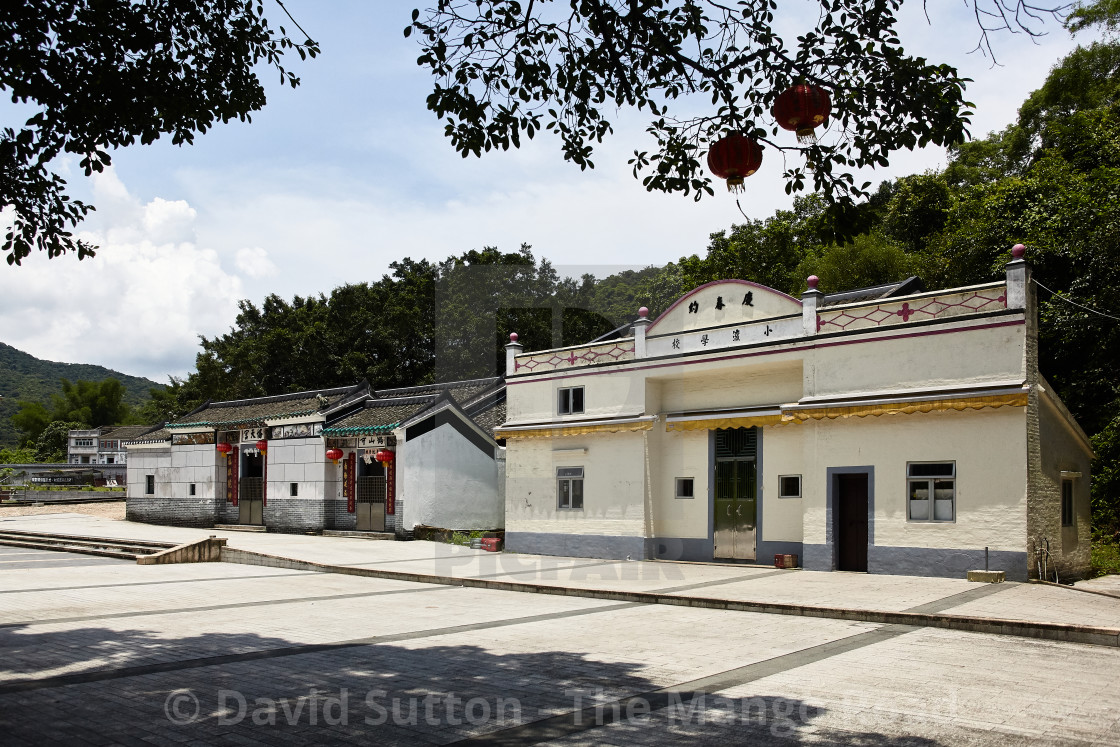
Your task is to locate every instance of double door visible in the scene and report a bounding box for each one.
[356,472,386,532]
[713,458,757,560]
[238,453,264,525]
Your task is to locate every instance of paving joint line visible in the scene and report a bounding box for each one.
[0,601,641,694]
[219,547,1120,648]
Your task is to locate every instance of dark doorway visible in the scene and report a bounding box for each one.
[239,452,264,526]
[836,473,869,572]
[356,456,387,532]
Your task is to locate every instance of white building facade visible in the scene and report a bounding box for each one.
[497,251,1093,581]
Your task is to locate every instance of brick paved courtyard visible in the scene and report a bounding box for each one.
[1,534,1119,745]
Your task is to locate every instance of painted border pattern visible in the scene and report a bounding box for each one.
[514,341,635,372]
[817,287,1007,332]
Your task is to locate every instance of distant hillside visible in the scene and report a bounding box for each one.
[0,342,162,446]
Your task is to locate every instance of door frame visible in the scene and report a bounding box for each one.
[708,428,763,562]
[826,466,874,571]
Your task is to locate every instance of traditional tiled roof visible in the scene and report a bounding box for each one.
[470,399,507,439]
[168,384,365,430]
[122,426,171,445]
[372,377,501,408]
[101,425,156,441]
[323,399,431,435]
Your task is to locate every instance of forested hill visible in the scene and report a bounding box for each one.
[0,342,160,446]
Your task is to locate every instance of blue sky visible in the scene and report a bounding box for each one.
[0,1,1081,383]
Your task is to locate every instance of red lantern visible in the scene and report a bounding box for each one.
[706,133,763,193]
[325,448,343,464]
[374,449,394,463]
[255,439,268,454]
[773,84,831,144]
[216,442,233,456]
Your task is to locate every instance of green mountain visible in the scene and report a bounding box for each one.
[0,342,162,446]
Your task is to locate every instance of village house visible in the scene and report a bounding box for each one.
[124,378,506,536]
[496,247,1093,581]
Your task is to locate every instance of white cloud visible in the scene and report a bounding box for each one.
[0,168,242,381]
[235,246,279,278]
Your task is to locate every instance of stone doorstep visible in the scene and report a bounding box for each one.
[967,570,1006,583]
[321,530,395,540]
[213,524,267,533]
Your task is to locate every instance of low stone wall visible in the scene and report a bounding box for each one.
[12,490,124,502]
[125,494,218,528]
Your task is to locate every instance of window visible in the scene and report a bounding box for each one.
[189,484,196,496]
[558,386,585,415]
[779,475,802,499]
[290,482,299,497]
[675,478,694,499]
[557,467,584,509]
[1061,480,1074,527]
[907,462,955,522]
[145,475,155,495]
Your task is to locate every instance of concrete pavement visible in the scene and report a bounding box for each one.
[1,512,1120,744]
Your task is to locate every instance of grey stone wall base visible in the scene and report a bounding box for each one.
[324,499,357,531]
[756,540,805,566]
[648,537,713,562]
[505,531,646,560]
[869,546,1028,582]
[125,496,218,528]
[262,497,324,534]
[803,542,1028,582]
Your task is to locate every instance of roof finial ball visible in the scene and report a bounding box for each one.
[1012,243,1026,260]
[638,306,649,319]
[807,275,820,291]
[509,332,519,343]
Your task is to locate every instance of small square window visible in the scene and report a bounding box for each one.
[779,475,802,499]
[145,475,155,495]
[558,386,585,415]
[1061,479,1074,527]
[290,482,299,497]
[189,483,196,496]
[557,466,584,509]
[675,477,694,499]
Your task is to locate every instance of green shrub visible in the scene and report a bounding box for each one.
[1090,538,1120,578]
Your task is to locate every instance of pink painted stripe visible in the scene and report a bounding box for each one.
[506,318,1026,386]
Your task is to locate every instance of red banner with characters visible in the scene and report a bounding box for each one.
[227,450,238,506]
[345,452,356,513]
[386,458,395,515]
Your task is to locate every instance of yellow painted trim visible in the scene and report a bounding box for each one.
[496,420,655,440]
[783,392,1028,422]
[665,414,784,432]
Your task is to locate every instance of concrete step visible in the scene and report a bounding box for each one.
[214,524,267,532]
[321,530,395,540]
[0,531,176,561]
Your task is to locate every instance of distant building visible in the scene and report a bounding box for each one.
[67,425,154,466]
[497,249,1093,581]
[124,378,506,536]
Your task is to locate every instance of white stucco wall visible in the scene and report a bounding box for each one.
[166,444,222,499]
[798,406,1029,552]
[805,321,1026,399]
[759,425,806,543]
[126,448,173,497]
[651,428,710,539]
[400,422,502,531]
[505,431,647,538]
[266,438,328,501]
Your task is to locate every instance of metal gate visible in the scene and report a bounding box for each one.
[713,428,757,561]
[239,477,264,525]
[356,475,386,532]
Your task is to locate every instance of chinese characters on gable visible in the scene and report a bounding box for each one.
[687,293,753,314]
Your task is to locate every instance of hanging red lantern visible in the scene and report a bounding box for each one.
[255,439,268,454]
[374,449,395,468]
[773,84,831,144]
[216,442,233,456]
[325,448,343,464]
[706,133,763,193]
